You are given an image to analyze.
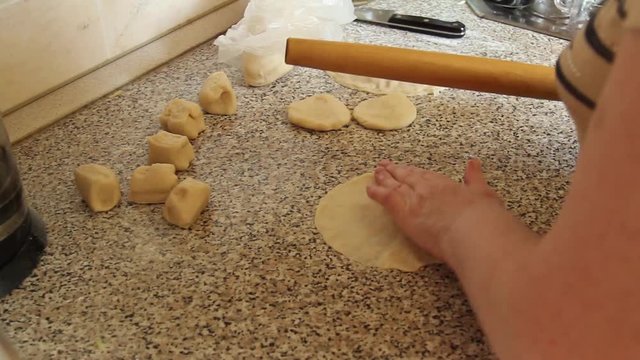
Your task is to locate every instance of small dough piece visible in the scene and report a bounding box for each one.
[315,173,437,271]
[199,71,237,115]
[128,164,178,204]
[74,164,121,212]
[159,99,206,140]
[287,94,351,131]
[147,130,195,171]
[163,177,211,229]
[242,52,293,87]
[328,71,442,96]
[353,93,417,130]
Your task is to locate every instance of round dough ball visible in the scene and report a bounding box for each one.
[159,99,205,140]
[163,177,211,229]
[288,94,351,131]
[147,130,194,171]
[128,164,178,204]
[353,93,417,130]
[199,71,237,115]
[315,173,438,272]
[74,164,121,212]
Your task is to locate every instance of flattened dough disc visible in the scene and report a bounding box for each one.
[328,71,442,96]
[353,93,417,130]
[288,93,351,131]
[315,173,438,272]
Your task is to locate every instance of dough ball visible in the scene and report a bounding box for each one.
[147,130,194,171]
[199,71,237,115]
[315,173,438,272]
[163,177,211,229]
[287,94,351,131]
[242,52,293,87]
[128,164,178,204]
[328,71,441,96]
[159,99,206,140]
[74,164,121,212]
[353,93,417,130]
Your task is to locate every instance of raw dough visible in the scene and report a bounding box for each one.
[128,164,178,204]
[147,130,195,171]
[74,164,121,212]
[163,177,211,229]
[353,93,417,130]
[287,94,351,131]
[199,71,237,115]
[328,71,442,96]
[242,52,293,87]
[315,173,437,272]
[159,99,206,140]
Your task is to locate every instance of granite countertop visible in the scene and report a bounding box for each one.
[0,0,575,358]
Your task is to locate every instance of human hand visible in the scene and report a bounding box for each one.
[366,159,502,261]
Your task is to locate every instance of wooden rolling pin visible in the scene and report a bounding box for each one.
[285,38,559,101]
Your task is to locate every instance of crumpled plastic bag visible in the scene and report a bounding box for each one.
[214,0,355,86]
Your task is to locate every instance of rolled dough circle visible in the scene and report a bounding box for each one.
[353,93,417,130]
[288,94,351,131]
[328,71,441,96]
[315,173,437,272]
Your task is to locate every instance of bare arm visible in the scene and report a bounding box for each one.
[445,30,640,359]
[367,29,640,359]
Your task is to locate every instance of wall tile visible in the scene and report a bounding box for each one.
[98,0,227,56]
[0,0,108,112]
[0,0,230,113]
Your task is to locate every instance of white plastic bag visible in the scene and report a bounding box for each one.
[214,0,355,86]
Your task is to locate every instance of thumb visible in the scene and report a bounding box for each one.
[463,158,489,188]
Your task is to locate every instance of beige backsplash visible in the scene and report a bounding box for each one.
[0,0,235,114]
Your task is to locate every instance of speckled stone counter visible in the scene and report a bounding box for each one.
[0,0,575,358]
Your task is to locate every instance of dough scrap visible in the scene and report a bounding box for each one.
[315,173,437,272]
[74,164,121,212]
[163,177,211,229]
[353,93,417,130]
[147,130,195,171]
[243,52,293,87]
[288,94,351,131]
[128,164,178,204]
[199,71,237,115]
[159,99,206,140]
[328,71,442,96]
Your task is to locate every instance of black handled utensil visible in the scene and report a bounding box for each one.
[354,7,466,38]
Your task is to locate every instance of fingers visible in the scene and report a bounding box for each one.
[463,159,502,202]
[384,163,426,190]
[367,182,409,213]
[373,166,400,189]
[463,158,488,188]
[371,167,414,202]
[380,159,487,190]
[368,166,414,215]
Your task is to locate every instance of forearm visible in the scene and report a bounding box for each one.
[444,30,640,360]
[442,201,540,359]
[444,201,538,281]
[528,29,640,358]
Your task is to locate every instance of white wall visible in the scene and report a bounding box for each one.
[0,0,232,113]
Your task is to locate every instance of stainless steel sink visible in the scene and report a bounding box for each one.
[466,0,575,40]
